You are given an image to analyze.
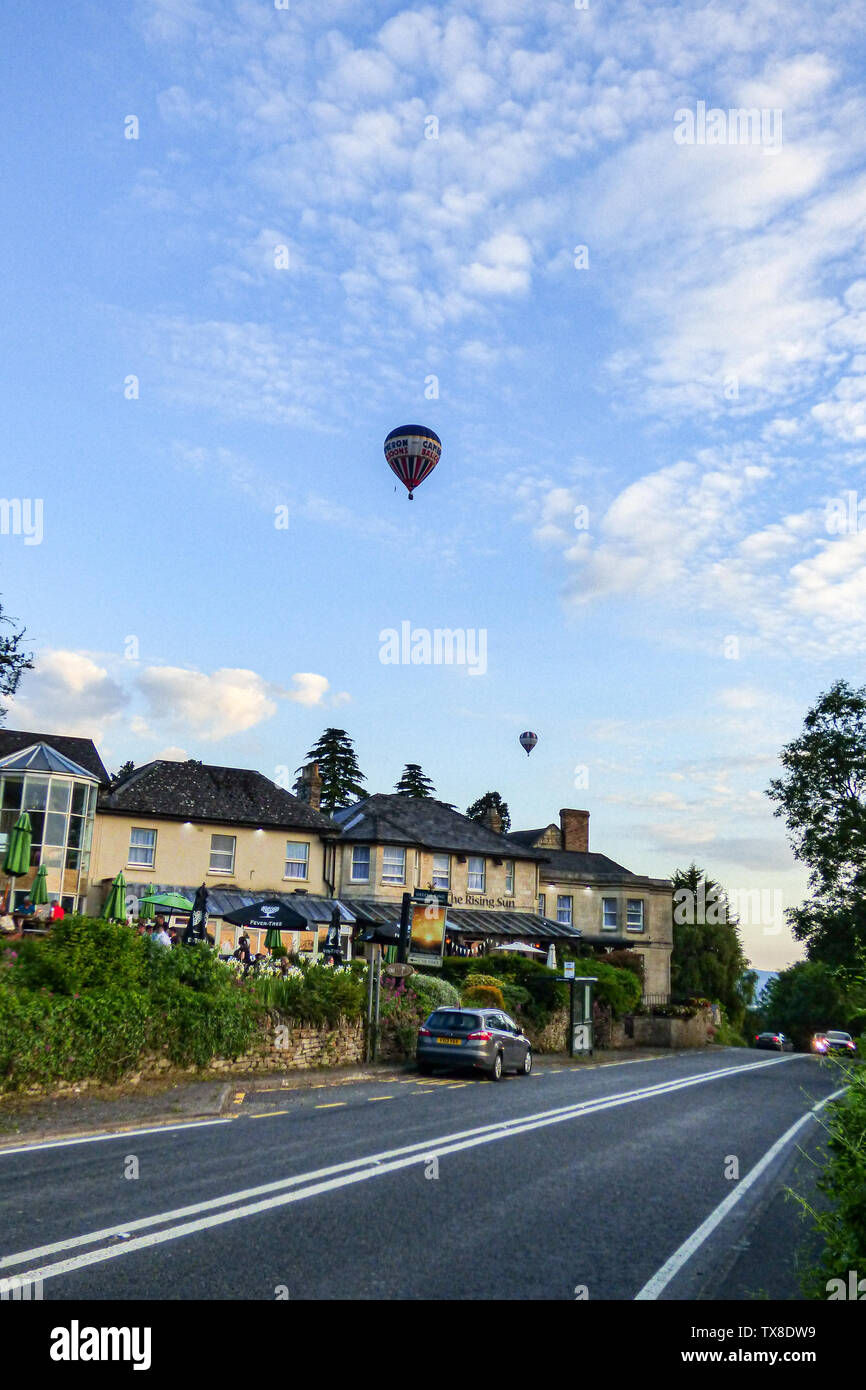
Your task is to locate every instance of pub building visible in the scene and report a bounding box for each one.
[0,730,673,996]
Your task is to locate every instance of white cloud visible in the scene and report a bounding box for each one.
[8,650,128,740]
[464,232,532,295]
[138,667,278,741]
[285,673,330,707]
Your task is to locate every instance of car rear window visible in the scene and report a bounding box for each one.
[827,1032,851,1041]
[427,1011,480,1032]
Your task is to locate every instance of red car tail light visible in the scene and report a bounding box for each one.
[467,1030,492,1041]
[418,1027,432,1036]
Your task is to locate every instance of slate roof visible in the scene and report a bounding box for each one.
[98,760,340,833]
[332,795,542,859]
[0,729,109,783]
[537,847,660,885]
[508,828,554,849]
[510,829,671,888]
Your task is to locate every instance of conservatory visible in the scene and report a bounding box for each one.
[0,742,100,912]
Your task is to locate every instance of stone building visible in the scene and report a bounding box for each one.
[508,810,673,998]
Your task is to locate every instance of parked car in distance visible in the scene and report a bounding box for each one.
[417,1007,532,1081]
[754,1031,794,1051]
[811,1030,857,1056]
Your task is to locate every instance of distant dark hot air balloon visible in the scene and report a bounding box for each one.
[384,425,441,500]
[519,731,538,756]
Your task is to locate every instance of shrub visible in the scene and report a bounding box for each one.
[799,1062,866,1298]
[570,956,642,1018]
[500,983,531,1016]
[409,973,461,1010]
[599,950,644,983]
[379,979,427,1058]
[0,920,261,1091]
[250,960,366,1027]
[442,954,567,1028]
[464,973,506,993]
[463,984,505,1010]
[11,916,147,995]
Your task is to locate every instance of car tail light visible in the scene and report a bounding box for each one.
[418,1027,431,1036]
[467,1030,492,1041]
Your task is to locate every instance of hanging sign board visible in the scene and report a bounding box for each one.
[408,892,447,968]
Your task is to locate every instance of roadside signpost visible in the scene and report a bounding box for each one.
[558,973,597,1056]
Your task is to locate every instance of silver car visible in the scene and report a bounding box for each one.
[417,1007,532,1081]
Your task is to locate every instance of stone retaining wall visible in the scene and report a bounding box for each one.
[630,1009,711,1049]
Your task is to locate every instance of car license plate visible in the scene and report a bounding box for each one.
[436,1037,462,1045]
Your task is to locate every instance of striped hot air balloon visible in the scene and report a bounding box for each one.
[384,425,441,500]
[519,731,538,756]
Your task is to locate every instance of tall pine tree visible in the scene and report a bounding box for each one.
[296,728,366,814]
[466,791,511,833]
[394,764,436,798]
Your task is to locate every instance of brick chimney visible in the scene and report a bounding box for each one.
[296,761,323,811]
[560,808,589,853]
[482,806,503,835]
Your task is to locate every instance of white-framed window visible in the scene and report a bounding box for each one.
[284,841,309,880]
[557,895,573,926]
[468,856,485,892]
[602,897,618,930]
[351,845,370,882]
[432,853,450,891]
[504,860,514,895]
[538,892,546,916]
[209,833,236,874]
[627,899,645,932]
[128,827,157,869]
[382,846,406,884]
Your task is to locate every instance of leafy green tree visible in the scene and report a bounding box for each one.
[110,760,135,787]
[394,763,436,798]
[767,680,866,965]
[671,863,753,1025]
[296,728,366,814]
[763,960,857,1050]
[0,599,33,722]
[466,791,511,833]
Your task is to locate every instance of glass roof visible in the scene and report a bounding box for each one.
[0,742,97,780]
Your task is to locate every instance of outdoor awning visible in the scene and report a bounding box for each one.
[578,935,643,947]
[348,899,581,942]
[126,884,356,925]
[447,909,582,941]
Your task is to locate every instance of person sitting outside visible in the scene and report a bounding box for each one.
[49,900,65,922]
[153,914,172,948]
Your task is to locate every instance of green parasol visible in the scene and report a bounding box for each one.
[3,812,32,878]
[31,863,49,906]
[139,891,194,915]
[102,871,128,922]
[264,927,284,951]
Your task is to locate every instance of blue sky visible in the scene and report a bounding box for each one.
[3,0,866,969]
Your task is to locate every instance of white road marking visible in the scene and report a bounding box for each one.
[0,1115,237,1158]
[634,1084,849,1300]
[0,1054,799,1284]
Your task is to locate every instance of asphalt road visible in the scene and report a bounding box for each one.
[0,1049,845,1301]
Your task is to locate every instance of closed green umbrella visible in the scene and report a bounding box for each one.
[264,927,284,952]
[31,864,49,906]
[103,871,127,922]
[3,812,32,878]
